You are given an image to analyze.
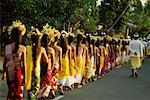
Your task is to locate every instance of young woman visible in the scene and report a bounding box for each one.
[91,37,99,80]
[59,33,71,92]
[75,34,85,88]
[95,39,100,78]
[99,39,105,77]
[67,33,76,88]
[28,34,48,100]
[121,40,127,64]
[116,39,122,66]
[110,38,117,69]
[85,35,93,82]
[51,34,63,95]
[2,28,26,100]
[38,34,56,99]
[81,35,88,85]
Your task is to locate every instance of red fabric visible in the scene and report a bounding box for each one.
[6,67,23,100]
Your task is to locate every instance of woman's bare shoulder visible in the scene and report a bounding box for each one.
[48,47,55,53]
[19,45,26,52]
[41,47,46,52]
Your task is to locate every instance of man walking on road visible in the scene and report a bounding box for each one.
[129,32,143,77]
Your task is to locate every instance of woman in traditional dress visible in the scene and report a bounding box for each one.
[38,34,56,99]
[99,39,105,77]
[2,27,26,100]
[51,33,63,95]
[67,33,76,88]
[109,38,116,69]
[28,34,48,100]
[103,37,110,73]
[85,34,93,82]
[146,38,150,57]
[91,37,99,80]
[75,33,85,88]
[95,39,100,78]
[121,40,127,64]
[81,35,88,85]
[59,33,71,92]
[116,40,122,66]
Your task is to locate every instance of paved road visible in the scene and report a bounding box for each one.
[63,58,150,100]
[0,58,150,100]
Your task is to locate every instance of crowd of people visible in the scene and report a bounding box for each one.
[1,20,150,100]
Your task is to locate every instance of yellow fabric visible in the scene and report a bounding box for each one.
[86,57,92,79]
[146,49,150,55]
[116,45,119,52]
[69,59,76,76]
[25,45,33,90]
[82,50,86,76]
[130,56,141,69]
[105,44,109,56]
[59,51,69,79]
[100,56,104,69]
[76,54,83,75]
[100,46,105,69]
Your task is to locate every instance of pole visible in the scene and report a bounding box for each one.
[107,1,131,32]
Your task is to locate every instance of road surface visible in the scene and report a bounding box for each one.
[0,58,150,100]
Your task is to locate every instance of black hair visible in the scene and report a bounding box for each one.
[11,27,21,53]
[76,34,83,55]
[103,37,107,47]
[86,35,91,56]
[95,39,100,47]
[121,40,126,51]
[59,35,68,55]
[91,39,95,55]
[41,34,50,54]
[31,34,40,69]
[68,35,74,46]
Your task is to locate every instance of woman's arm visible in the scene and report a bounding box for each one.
[68,45,71,64]
[73,46,76,65]
[50,47,55,69]
[59,47,62,71]
[41,47,48,63]
[2,51,7,80]
[23,46,27,85]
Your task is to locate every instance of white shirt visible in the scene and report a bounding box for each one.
[129,39,143,57]
[147,40,150,49]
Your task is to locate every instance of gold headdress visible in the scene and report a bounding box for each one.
[41,23,54,38]
[106,35,112,41]
[61,30,68,37]
[8,20,26,36]
[97,36,102,41]
[77,29,84,35]
[68,32,75,38]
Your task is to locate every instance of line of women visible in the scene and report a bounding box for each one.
[2,21,130,100]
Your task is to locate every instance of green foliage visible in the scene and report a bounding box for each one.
[0,0,149,35]
[126,0,150,36]
[1,0,98,32]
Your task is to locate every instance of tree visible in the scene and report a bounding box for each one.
[0,0,99,32]
[98,0,129,34]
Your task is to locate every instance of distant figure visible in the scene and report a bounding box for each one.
[129,32,143,78]
[146,36,150,57]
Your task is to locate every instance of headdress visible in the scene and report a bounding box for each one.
[41,23,54,38]
[8,20,26,36]
[101,32,106,37]
[133,32,139,38]
[68,32,75,38]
